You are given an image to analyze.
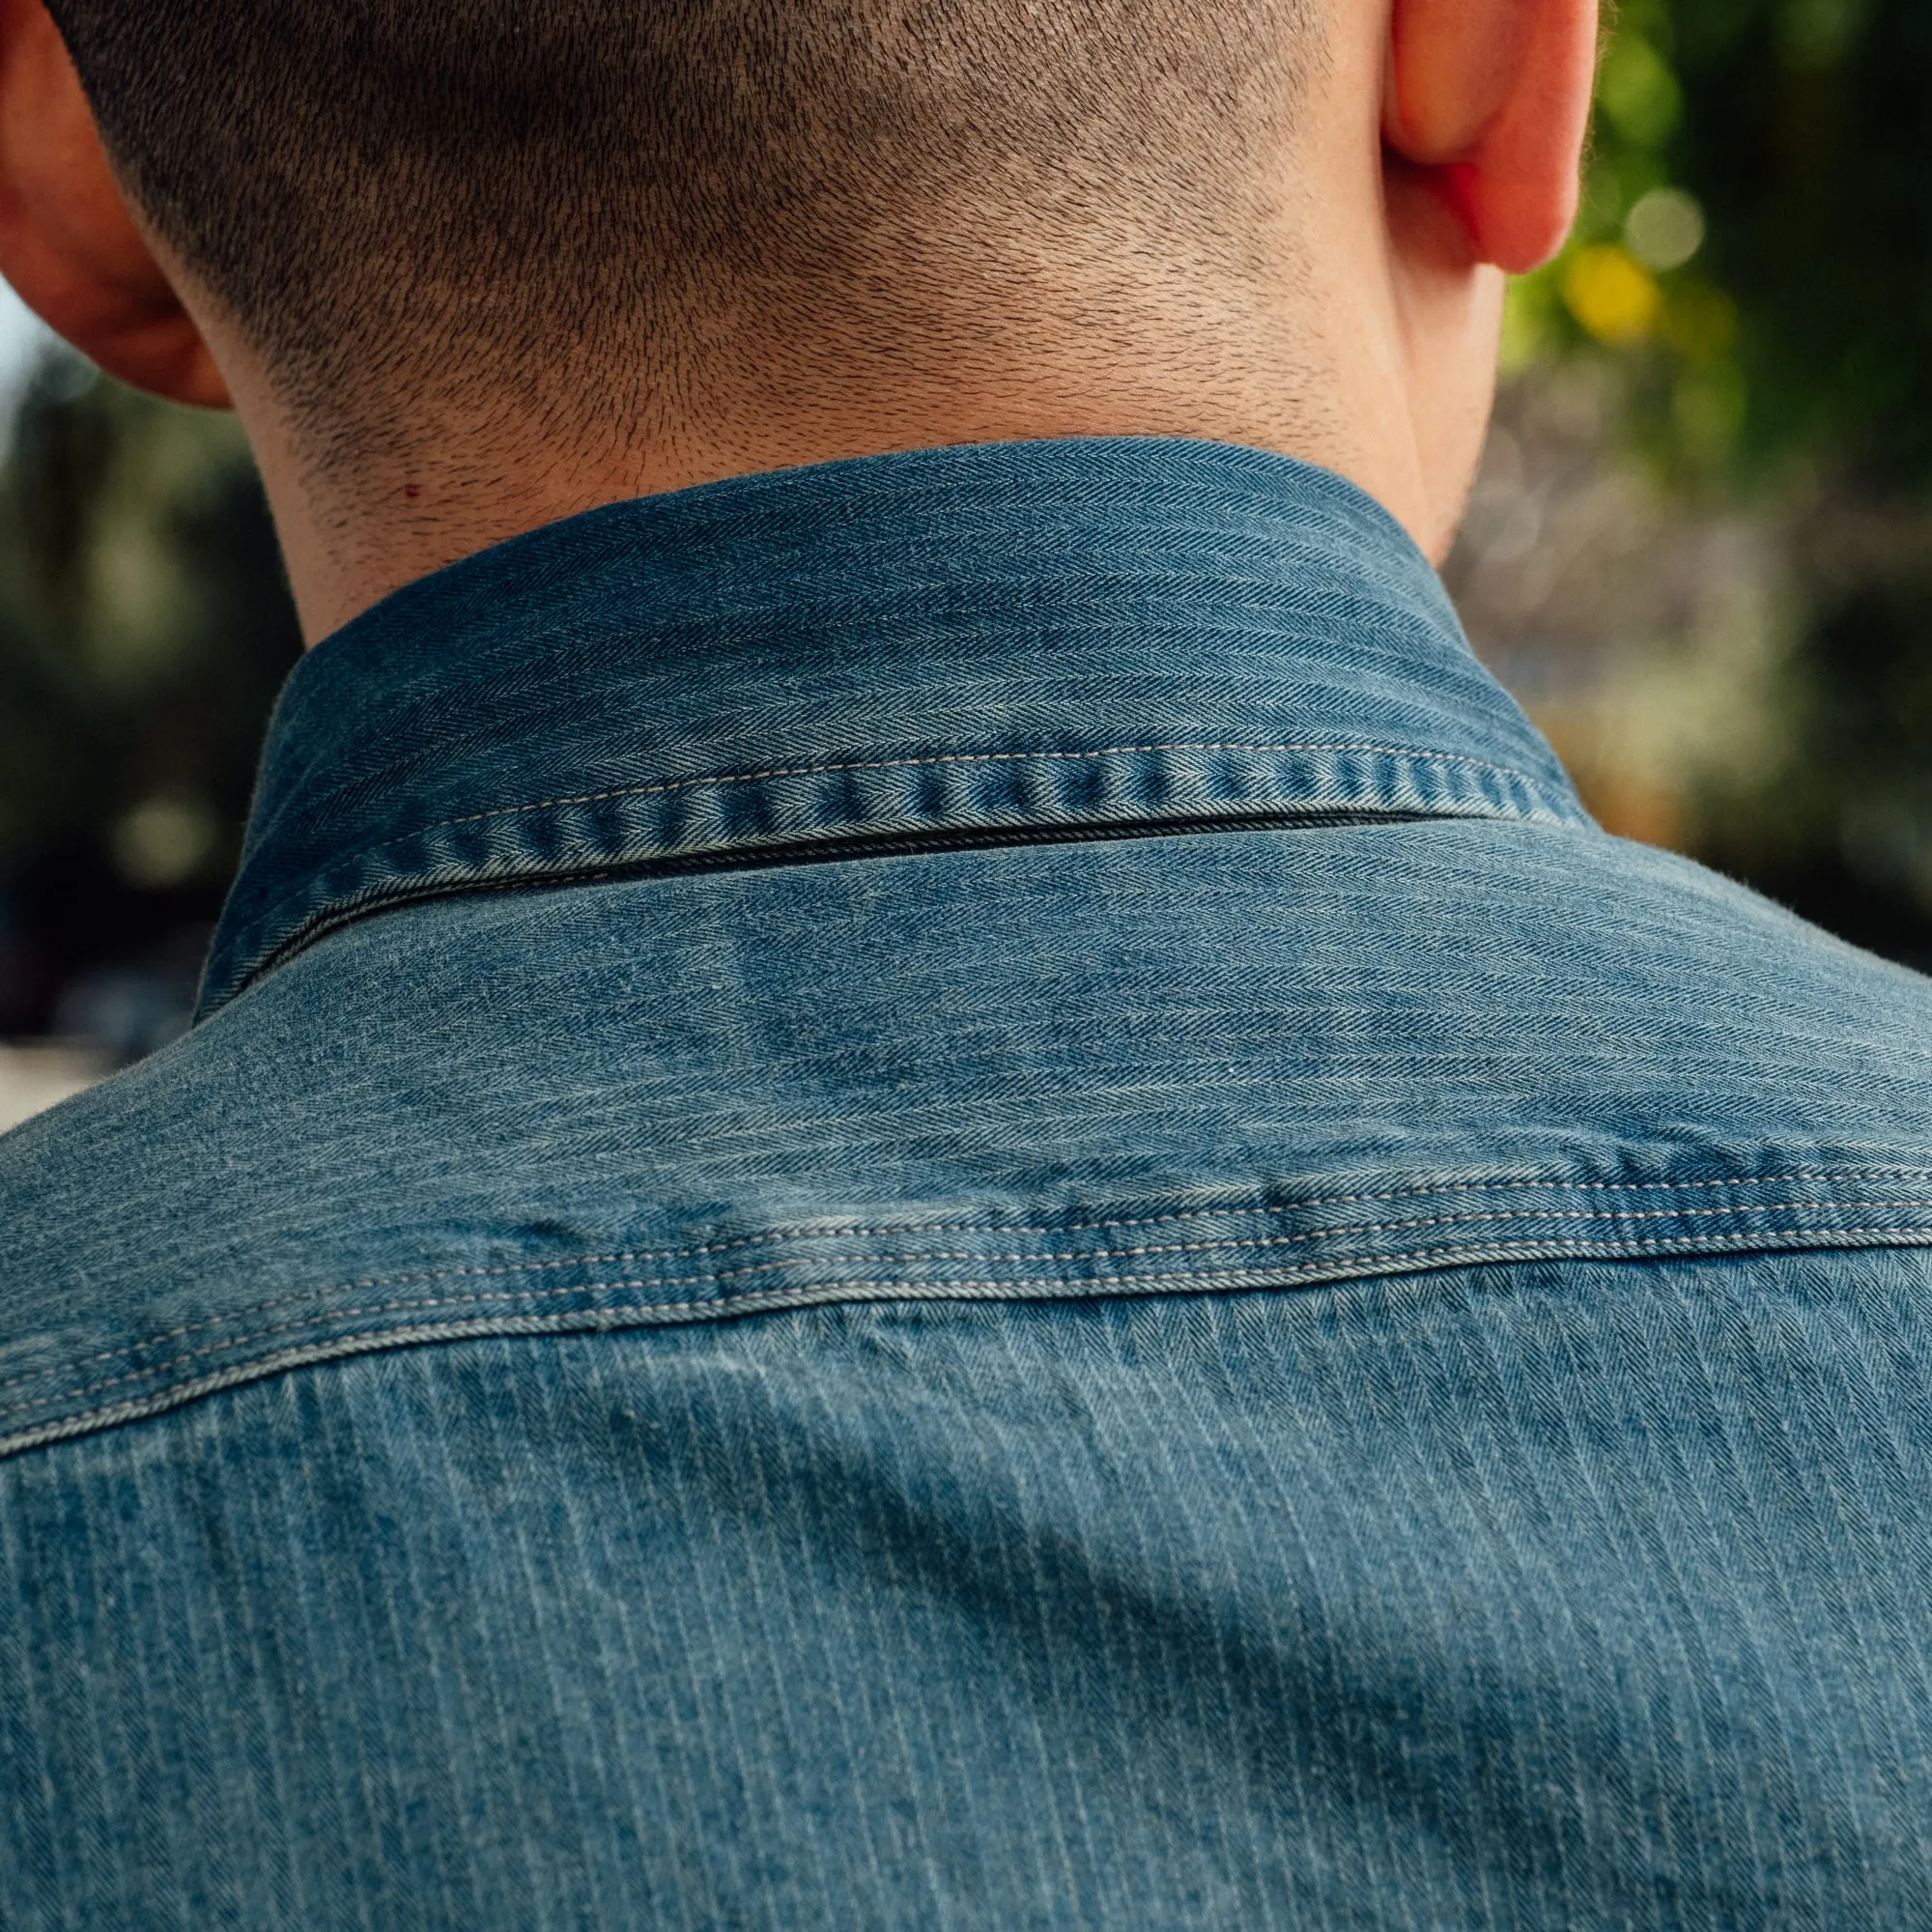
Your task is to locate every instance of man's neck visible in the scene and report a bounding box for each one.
[218,302,1432,645]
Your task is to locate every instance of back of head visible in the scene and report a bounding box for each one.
[48,1,1317,450]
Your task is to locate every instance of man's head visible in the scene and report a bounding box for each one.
[0,0,1597,636]
[43,2,1316,435]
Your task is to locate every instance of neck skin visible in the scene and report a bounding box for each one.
[166,17,1506,645]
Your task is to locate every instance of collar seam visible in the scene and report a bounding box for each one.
[207,736,1588,1011]
[402,737,1579,839]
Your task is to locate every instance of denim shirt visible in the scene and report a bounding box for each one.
[8,438,1932,1928]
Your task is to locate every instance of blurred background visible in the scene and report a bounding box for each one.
[2,0,1930,1124]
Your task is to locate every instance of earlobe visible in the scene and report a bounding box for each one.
[0,0,229,406]
[1383,0,1598,273]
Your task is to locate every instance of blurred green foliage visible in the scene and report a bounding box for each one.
[1514,0,1932,490]
[1676,0,1932,486]
[1503,0,1932,962]
[1777,567,1932,906]
[0,364,299,1035]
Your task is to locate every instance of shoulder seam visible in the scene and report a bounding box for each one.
[6,1165,1928,1406]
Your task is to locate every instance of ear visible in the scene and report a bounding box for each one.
[0,0,228,406]
[1382,0,1599,273]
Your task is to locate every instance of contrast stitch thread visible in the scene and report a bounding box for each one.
[7,1167,1929,1400]
[11,1220,1932,1432]
[412,740,1549,838]
[690,1196,1932,1284]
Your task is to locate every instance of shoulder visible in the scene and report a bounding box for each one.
[5,822,1932,1458]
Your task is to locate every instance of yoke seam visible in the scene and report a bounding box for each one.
[12,1210,1932,1428]
[10,1169,1932,1402]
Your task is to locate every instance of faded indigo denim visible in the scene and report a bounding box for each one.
[7,439,1932,1926]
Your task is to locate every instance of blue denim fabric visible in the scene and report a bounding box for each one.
[8,437,1932,1925]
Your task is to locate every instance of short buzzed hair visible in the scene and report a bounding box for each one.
[49,2,1317,440]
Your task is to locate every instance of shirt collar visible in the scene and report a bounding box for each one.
[199,437,1586,1017]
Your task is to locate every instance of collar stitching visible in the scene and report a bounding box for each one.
[406,736,1576,838]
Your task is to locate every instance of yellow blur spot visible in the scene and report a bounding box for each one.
[1561,244,1662,346]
